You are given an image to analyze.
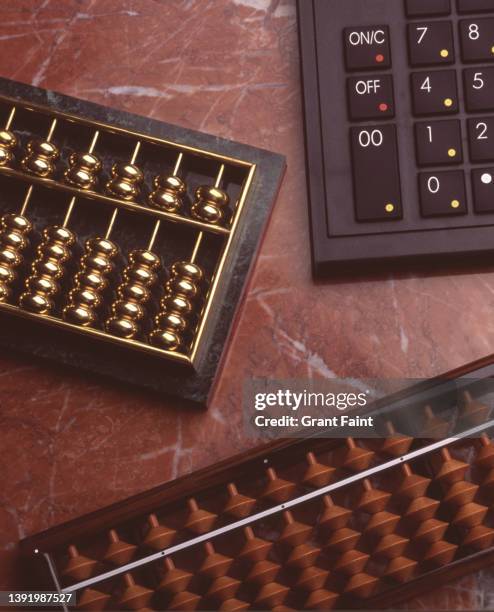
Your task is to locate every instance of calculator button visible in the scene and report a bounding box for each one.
[350,125,402,222]
[344,26,391,71]
[463,68,494,112]
[406,0,451,17]
[347,75,395,120]
[411,70,458,116]
[457,0,494,14]
[408,22,455,66]
[459,19,494,62]
[419,171,467,216]
[415,120,463,166]
[472,168,494,212]
[468,117,494,161]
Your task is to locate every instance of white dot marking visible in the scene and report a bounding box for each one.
[482,173,493,185]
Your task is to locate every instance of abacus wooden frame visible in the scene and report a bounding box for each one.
[0,78,285,403]
[19,352,494,608]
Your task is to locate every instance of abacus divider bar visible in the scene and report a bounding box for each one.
[190,232,203,264]
[62,197,77,228]
[5,105,15,130]
[43,553,69,612]
[19,185,33,216]
[60,418,494,594]
[46,118,57,142]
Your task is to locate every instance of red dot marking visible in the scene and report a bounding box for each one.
[376,54,385,63]
[379,103,388,112]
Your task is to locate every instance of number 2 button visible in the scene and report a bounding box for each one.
[408,22,454,66]
[419,171,467,216]
[468,118,494,162]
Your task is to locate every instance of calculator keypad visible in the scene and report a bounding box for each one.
[342,1,494,225]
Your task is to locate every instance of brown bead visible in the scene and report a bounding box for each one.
[207,576,240,601]
[262,468,296,503]
[224,483,256,518]
[334,550,369,575]
[463,525,494,550]
[278,511,312,547]
[286,543,320,569]
[451,502,488,528]
[381,422,413,457]
[396,464,431,499]
[199,542,232,578]
[384,556,417,583]
[304,589,338,610]
[158,557,192,593]
[325,527,360,552]
[118,573,153,610]
[77,588,110,610]
[254,583,290,608]
[246,560,280,584]
[443,480,479,506]
[303,452,335,487]
[144,514,176,550]
[421,405,449,437]
[62,545,98,581]
[319,495,352,531]
[460,391,491,425]
[423,540,458,567]
[476,434,494,469]
[404,496,440,523]
[373,533,409,559]
[344,573,378,599]
[412,518,448,544]
[168,591,201,611]
[364,510,400,537]
[184,498,216,534]
[357,479,390,514]
[341,438,374,472]
[103,529,136,566]
[238,527,272,562]
[295,566,329,591]
[219,599,249,611]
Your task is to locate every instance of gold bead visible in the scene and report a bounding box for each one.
[0,264,15,284]
[128,249,161,270]
[75,270,108,291]
[68,287,102,308]
[2,214,31,233]
[155,312,187,332]
[33,259,65,280]
[111,299,145,321]
[171,261,203,283]
[0,129,17,167]
[63,304,96,327]
[149,329,181,351]
[118,283,150,303]
[166,276,200,300]
[82,253,113,275]
[160,294,193,316]
[21,140,59,177]
[64,152,102,189]
[191,185,229,225]
[2,231,28,250]
[20,292,53,314]
[149,175,186,213]
[106,163,143,200]
[26,275,59,296]
[86,237,119,258]
[0,282,11,302]
[106,316,138,339]
[38,242,71,263]
[0,247,22,267]
[43,226,76,246]
[124,266,157,287]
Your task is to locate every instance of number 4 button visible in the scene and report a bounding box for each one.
[419,171,467,216]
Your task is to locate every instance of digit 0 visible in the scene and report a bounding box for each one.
[358,129,383,148]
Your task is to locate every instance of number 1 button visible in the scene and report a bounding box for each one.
[419,171,467,216]
[350,125,402,222]
[415,120,462,166]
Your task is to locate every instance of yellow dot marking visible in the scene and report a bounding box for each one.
[444,98,453,107]
[385,203,395,213]
[448,148,457,157]
[440,49,449,58]
[491,46,494,55]
[451,199,460,209]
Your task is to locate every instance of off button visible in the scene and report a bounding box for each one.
[344,25,391,71]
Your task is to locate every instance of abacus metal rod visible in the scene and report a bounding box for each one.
[173,151,183,176]
[46,118,57,142]
[215,163,225,188]
[88,130,99,154]
[104,141,141,240]
[59,417,494,594]
[62,196,76,228]
[19,185,33,216]
[190,232,203,264]
[5,105,15,130]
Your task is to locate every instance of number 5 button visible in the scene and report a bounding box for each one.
[408,22,454,66]
[468,118,494,162]
[419,171,467,216]
[411,71,458,116]
[464,68,494,112]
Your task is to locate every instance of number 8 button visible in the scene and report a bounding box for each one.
[460,19,494,62]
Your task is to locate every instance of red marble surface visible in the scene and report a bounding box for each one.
[0,0,493,608]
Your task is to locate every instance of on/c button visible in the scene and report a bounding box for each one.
[343,25,392,71]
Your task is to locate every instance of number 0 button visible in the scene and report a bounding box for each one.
[468,118,494,162]
[419,171,467,216]
[411,70,458,116]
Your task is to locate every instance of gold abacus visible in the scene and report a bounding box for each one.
[21,117,59,178]
[191,163,230,225]
[149,152,186,213]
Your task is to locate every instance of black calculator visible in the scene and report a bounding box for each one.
[297,0,494,277]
